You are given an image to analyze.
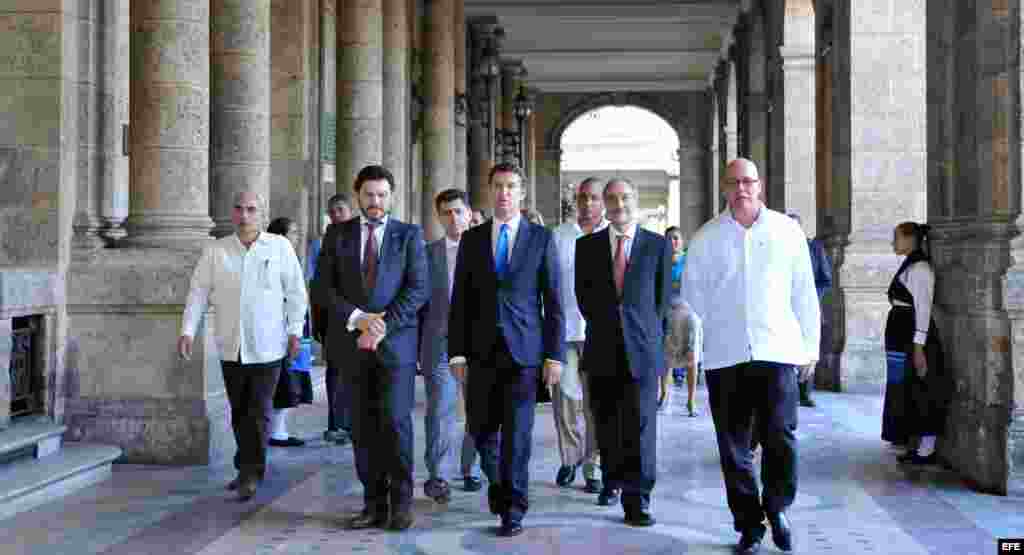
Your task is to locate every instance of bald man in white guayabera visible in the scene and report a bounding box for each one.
[178,191,308,502]
[682,159,819,555]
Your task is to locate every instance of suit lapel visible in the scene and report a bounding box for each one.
[594,228,616,293]
[484,220,498,276]
[436,241,450,312]
[623,229,645,289]
[341,220,366,299]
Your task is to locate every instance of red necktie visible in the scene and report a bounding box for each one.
[614,234,628,297]
[363,222,379,291]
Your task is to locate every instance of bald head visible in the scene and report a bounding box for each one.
[722,158,763,222]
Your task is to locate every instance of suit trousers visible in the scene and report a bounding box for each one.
[706,361,799,534]
[347,351,416,515]
[550,343,600,480]
[589,361,658,511]
[423,354,459,481]
[458,380,481,478]
[222,359,282,482]
[325,365,351,432]
[466,334,538,518]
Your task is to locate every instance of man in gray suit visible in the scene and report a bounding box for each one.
[419,189,481,503]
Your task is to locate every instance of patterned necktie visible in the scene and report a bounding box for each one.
[363,222,379,291]
[495,223,510,279]
[614,233,628,297]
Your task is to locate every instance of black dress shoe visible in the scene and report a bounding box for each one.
[423,478,451,504]
[903,453,938,465]
[767,512,793,552]
[896,450,916,463]
[237,479,258,502]
[583,478,602,494]
[463,476,483,492]
[555,464,577,487]
[225,476,240,491]
[597,487,620,506]
[624,509,656,527]
[269,436,306,447]
[346,509,389,529]
[498,516,524,537]
[388,511,414,531]
[735,531,763,554]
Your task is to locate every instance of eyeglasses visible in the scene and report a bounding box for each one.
[723,178,760,187]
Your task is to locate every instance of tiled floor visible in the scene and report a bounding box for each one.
[1,380,1019,554]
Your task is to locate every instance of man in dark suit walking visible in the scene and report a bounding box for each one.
[575,177,672,527]
[312,165,428,531]
[448,162,565,537]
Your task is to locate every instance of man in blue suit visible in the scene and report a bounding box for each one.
[312,165,428,531]
[448,162,566,537]
[575,177,672,527]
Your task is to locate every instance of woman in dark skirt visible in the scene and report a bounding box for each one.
[882,222,950,464]
[267,217,314,447]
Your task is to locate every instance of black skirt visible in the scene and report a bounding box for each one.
[882,306,949,440]
[273,360,314,409]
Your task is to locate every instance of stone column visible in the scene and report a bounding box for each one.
[677,91,707,236]
[823,0,926,392]
[708,89,721,220]
[724,62,739,164]
[319,0,338,219]
[100,0,130,242]
[535,147,561,225]
[124,0,214,248]
[209,0,271,238]
[383,0,410,220]
[270,0,315,254]
[422,0,454,241]
[73,3,104,250]
[452,1,467,194]
[466,18,498,210]
[926,0,1021,495]
[337,0,383,191]
[739,11,769,178]
[525,88,539,211]
[500,61,526,165]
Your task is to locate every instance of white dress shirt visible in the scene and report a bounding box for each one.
[608,222,637,261]
[682,207,820,371]
[347,215,390,331]
[554,218,608,342]
[491,213,522,263]
[897,261,934,345]
[181,232,309,364]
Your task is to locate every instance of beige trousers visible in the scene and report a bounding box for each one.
[550,343,600,480]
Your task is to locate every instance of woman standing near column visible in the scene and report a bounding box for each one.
[267,217,314,446]
[882,222,949,464]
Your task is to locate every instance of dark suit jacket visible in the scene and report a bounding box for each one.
[448,218,566,368]
[312,217,428,370]
[418,238,453,371]
[575,226,672,379]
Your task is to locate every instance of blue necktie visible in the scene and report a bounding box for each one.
[495,223,509,279]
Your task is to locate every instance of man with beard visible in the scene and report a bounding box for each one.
[312,165,428,531]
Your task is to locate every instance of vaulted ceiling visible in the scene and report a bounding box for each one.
[463,0,744,93]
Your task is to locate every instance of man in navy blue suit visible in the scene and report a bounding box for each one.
[575,177,672,527]
[448,162,566,537]
[312,165,428,531]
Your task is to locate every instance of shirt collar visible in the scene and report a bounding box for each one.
[445,236,460,249]
[232,231,270,250]
[494,213,521,231]
[576,217,609,235]
[359,214,389,228]
[610,222,638,240]
[724,206,764,230]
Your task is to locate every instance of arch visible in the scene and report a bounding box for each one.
[545,92,683,152]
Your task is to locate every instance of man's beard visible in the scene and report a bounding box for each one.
[361,206,387,223]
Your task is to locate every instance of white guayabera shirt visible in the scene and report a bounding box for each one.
[682,207,820,371]
[181,232,309,364]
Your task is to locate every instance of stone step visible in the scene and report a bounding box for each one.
[0,442,121,522]
[0,417,66,461]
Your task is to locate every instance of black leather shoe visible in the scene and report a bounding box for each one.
[237,479,258,502]
[498,516,524,537]
[767,512,793,552]
[904,453,938,465]
[268,436,306,447]
[624,509,656,527]
[346,509,389,530]
[897,450,916,463]
[735,531,763,554]
[555,464,577,487]
[487,484,503,515]
[597,487,619,506]
[463,476,483,492]
[388,510,414,531]
[423,478,451,504]
[225,476,240,491]
[583,478,602,494]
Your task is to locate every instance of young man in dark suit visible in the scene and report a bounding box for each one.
[448,162,566,537]
[575,177,672,527]
[312,165,428,531]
